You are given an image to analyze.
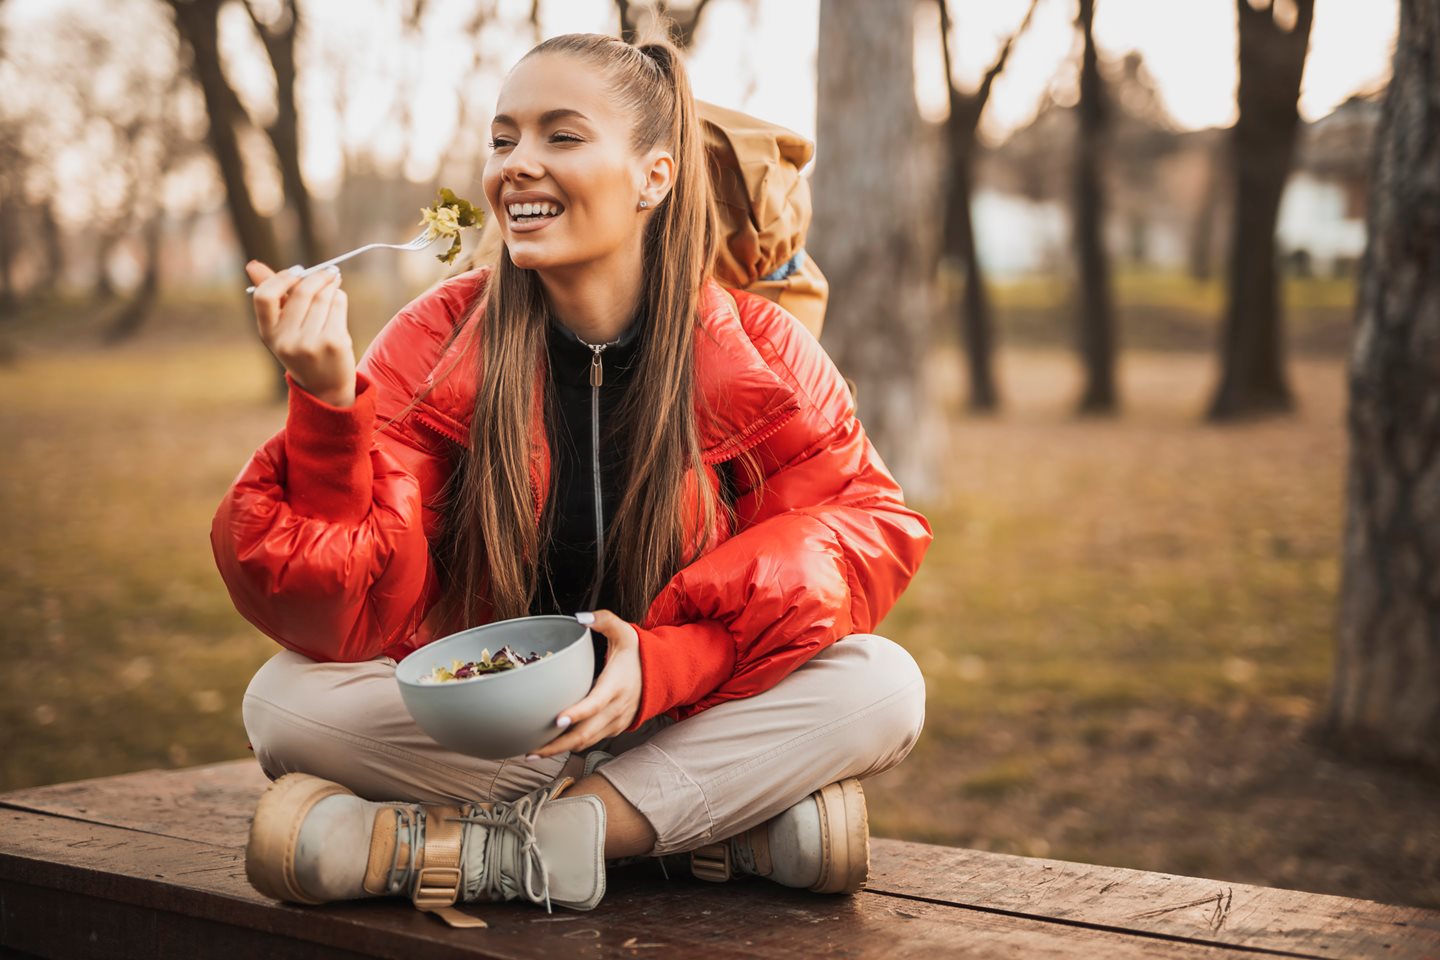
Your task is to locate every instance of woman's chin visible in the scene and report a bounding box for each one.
[506,246,575,272]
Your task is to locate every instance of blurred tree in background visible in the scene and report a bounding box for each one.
[1071,0,1118,414]
[1329,0,1440,773]
[1208,0,1315,420]
[811,0,939,499]
[934,0,1038,414]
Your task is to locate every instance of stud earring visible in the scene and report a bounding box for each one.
[638,200,648,209]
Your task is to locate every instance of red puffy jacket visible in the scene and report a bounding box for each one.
[211,265,933,732]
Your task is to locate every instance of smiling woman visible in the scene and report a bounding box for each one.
[214,19,931,928]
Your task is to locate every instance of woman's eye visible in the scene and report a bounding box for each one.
[486,133,581,149]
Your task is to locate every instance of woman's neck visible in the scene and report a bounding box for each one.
[538,243,645,345]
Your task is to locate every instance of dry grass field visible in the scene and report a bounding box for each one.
[0,277,1435,911]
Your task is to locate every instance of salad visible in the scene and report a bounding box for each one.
[419,187,483,266]
[418,645,553,683]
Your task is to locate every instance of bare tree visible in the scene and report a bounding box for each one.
[167,0,287,393]
[615,0,716,47]
[811,0,936,498]
[1325,0,1440,772]
[935,0,1039,413]
[1072,0,1118,414]
[167,0,283,272]
[245,0,327,265]
[1207,0,1315,421]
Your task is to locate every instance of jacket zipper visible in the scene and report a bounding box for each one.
[579,338,613,611]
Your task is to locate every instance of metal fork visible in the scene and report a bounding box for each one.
[244,229,440,294]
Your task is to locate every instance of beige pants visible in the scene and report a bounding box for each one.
[242,632,926,858]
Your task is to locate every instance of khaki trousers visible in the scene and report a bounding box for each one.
[242,632,926,857]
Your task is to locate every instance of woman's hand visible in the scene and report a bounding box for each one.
[245,260,356,408]
[527,610,642,760]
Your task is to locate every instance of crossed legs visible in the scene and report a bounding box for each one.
[242,633,926,858]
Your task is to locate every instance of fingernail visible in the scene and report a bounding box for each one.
[288,264,304,276]
[557,715,572,728]
[525,753,541,761]
[325,264,340,275]
[575,611,595,625]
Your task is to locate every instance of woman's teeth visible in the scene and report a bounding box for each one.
[508,201,562,220]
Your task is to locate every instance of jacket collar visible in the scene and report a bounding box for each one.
[546,309,643,387]
[415,271,800,464]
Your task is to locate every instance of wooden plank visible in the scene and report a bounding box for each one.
[5,760,1438,959]
[867,839,1440,960]
[0,761,264,851]
[0,881,375,960]
[1,808,1274,960]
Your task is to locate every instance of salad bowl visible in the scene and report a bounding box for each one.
[395,615,594,759]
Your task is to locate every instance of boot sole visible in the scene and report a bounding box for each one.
[246,772,354,904]
[811,778,869,894]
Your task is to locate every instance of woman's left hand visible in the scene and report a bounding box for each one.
[527,610,642,759]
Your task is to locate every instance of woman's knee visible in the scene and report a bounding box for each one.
[823,633,927,776]
[241,649,394,780]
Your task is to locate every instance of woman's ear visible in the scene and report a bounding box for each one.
[639,148,675,208]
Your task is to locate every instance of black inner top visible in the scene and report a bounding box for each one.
[532,308,644,676]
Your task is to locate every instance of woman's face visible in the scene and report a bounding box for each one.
[482,52,672,274]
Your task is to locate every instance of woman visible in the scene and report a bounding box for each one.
[216,28,932,925]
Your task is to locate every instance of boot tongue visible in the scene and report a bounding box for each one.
[456,784,606,912]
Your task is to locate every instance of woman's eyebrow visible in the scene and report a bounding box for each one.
[492,108,592,127]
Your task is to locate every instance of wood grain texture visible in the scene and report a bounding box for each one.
[869,839,1440,960]
[3,760,1438,959]
[2,809,1270,960]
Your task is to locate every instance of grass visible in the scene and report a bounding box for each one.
[1,278,1436,913]
[975,269,1357,356]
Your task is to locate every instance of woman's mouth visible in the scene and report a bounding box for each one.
[507,202,564,234]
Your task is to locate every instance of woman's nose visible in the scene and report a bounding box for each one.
[500,139,545,181]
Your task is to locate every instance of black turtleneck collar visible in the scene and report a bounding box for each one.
[546,311,644,386]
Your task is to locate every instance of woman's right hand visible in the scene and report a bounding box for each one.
[245,260,356,408]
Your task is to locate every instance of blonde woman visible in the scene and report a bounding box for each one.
[218,27,931,924]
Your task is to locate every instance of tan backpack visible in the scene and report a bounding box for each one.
[457,100,828,340]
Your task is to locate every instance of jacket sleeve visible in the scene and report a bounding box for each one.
[209,273,482,662]
[624,303,934,730]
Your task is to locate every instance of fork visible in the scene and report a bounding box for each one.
[244,229,440,294]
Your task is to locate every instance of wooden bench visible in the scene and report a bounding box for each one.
[1,761,1435,959]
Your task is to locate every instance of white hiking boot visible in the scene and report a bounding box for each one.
[244,772,606,927]
[581,750,870,893]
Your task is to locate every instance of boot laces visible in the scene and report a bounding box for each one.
[382,805,426,896]
[456,783,556,913]
[380,784,556,914]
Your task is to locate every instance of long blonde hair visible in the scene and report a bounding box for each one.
[430,24,725,630]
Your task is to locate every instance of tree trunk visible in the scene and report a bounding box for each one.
[1072,0,1118,414]
[168,0,281,270]
[944,134,998,412]
[1207,0,1314,421]
[37,200,64,296]
[1188,144,1222,282]
[0,190,17,316]
[811,0,936,499]
[247,0,326,265]
[1324,0,1440,772]
[167,0,286,397]
[104,216,163,344]
[935,0,1036,414]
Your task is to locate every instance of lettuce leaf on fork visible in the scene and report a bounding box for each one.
[419,187,483,265]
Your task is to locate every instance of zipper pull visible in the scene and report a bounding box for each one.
[588,344,605,387]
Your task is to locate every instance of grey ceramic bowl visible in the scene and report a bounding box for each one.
[395,615,595,759]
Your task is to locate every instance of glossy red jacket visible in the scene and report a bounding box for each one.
[210,266,933,732]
